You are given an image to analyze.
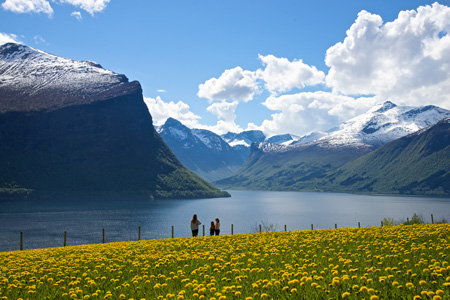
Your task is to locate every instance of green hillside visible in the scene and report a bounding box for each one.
[215,143,370,191]
[217,118,450,196]
[328,118,450,195]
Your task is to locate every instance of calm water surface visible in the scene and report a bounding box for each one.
[1,190,450,252]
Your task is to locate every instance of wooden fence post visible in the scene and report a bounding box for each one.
[231,224,234,235]
[138,226,141,241]
[284,225,287,232]
[20,232,23,250]
[335,224,337,229]
[64,231,67,247]
[203,225,205,237]
[358,222,360,228]
[407,217,409,223]
[259,224,262,233]
[311,224,313,230]
[431,214,434,224]
[102,228,105,243]
[381,221,383,227]
[172,226,174,238]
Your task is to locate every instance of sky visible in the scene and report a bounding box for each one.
[1,0,450,137]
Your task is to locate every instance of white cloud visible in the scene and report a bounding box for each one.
[33,35,46,44]
[1,0,53,16]
[257,54,325,95]
[198,67,259,102]
[144,96,201,128]
[250,92,377,137]
[199,120,242,135]
[0,32,20,45]
[156,89,167,93]
[70,10,81,20]
[325,3,450,109]
[57,0,109,15]
[206,101,238,122]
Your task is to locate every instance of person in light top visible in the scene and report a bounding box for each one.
[190,214,201,237]
[214,218,220,236]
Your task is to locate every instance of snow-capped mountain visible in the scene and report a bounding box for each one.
[222,130,266,147]
[0,43,131,112]
[309,101,450,150]
[266,134,300,145]
[157,118,248,182]
[290,131,328,146]
[0,43,228,199]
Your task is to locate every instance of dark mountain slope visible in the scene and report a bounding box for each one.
[0,43,229,199]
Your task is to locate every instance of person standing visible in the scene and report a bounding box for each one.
[191,214,201,237]
[209,221,215,236]
[214,218,220,236]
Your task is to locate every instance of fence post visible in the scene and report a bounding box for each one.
[335,224,337,229]
[259,224,262,233]
[172,226,174,238]
[381,221,383,227]
[311,224,313,230]
[407,217,409,223]
[64,231,67,247]
[102,228,105,243]
[285,225,287,232]
[203,225,205,236]
[358,222,360,228]
[231,224,234,235]
[138,226,141,241]
[431,214,434,224]
[20,232,23,250]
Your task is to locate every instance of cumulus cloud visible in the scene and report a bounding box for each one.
[198,67,259,102]
[206,101,238,122]
[58,0,110,15]
[0,32,20,45]
[1,0,53,16]
[257,54,325,95]
[70,10,81,20]
[326,3,450,109]
[144,96,201,128]
[248,92,377,137]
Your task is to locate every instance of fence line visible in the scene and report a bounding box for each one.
[15,213,439,251]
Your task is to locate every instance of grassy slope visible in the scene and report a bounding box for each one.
[215,143,369,191]
[328,119,450,195]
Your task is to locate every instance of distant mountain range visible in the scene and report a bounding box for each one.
[216,102,450,195]
[157,119,301,181]
[0,43,229,199]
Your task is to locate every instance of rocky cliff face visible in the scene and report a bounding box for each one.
[0,43,229,199]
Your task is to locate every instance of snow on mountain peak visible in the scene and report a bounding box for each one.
[0,43,132,112]
[314,101,450,149]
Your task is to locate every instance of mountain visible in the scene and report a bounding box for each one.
[0,43,229,199]
[157,118,247,182]
[312,101,450,150]
[266,134,299,145]
[216,101,450,194]
[222,130,266,147]
[325,117,450,195]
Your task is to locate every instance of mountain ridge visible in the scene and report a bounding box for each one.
[0,43,229,199]
[215,102,450,195]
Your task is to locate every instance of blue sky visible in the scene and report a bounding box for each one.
[1,0,450,136]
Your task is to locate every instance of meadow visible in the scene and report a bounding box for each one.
[1,224,449,300]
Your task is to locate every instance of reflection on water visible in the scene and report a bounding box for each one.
[1,190,450,252]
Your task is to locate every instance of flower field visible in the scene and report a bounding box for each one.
[1,224,449,300]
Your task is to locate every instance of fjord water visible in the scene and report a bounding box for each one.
[1,190,450,252]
